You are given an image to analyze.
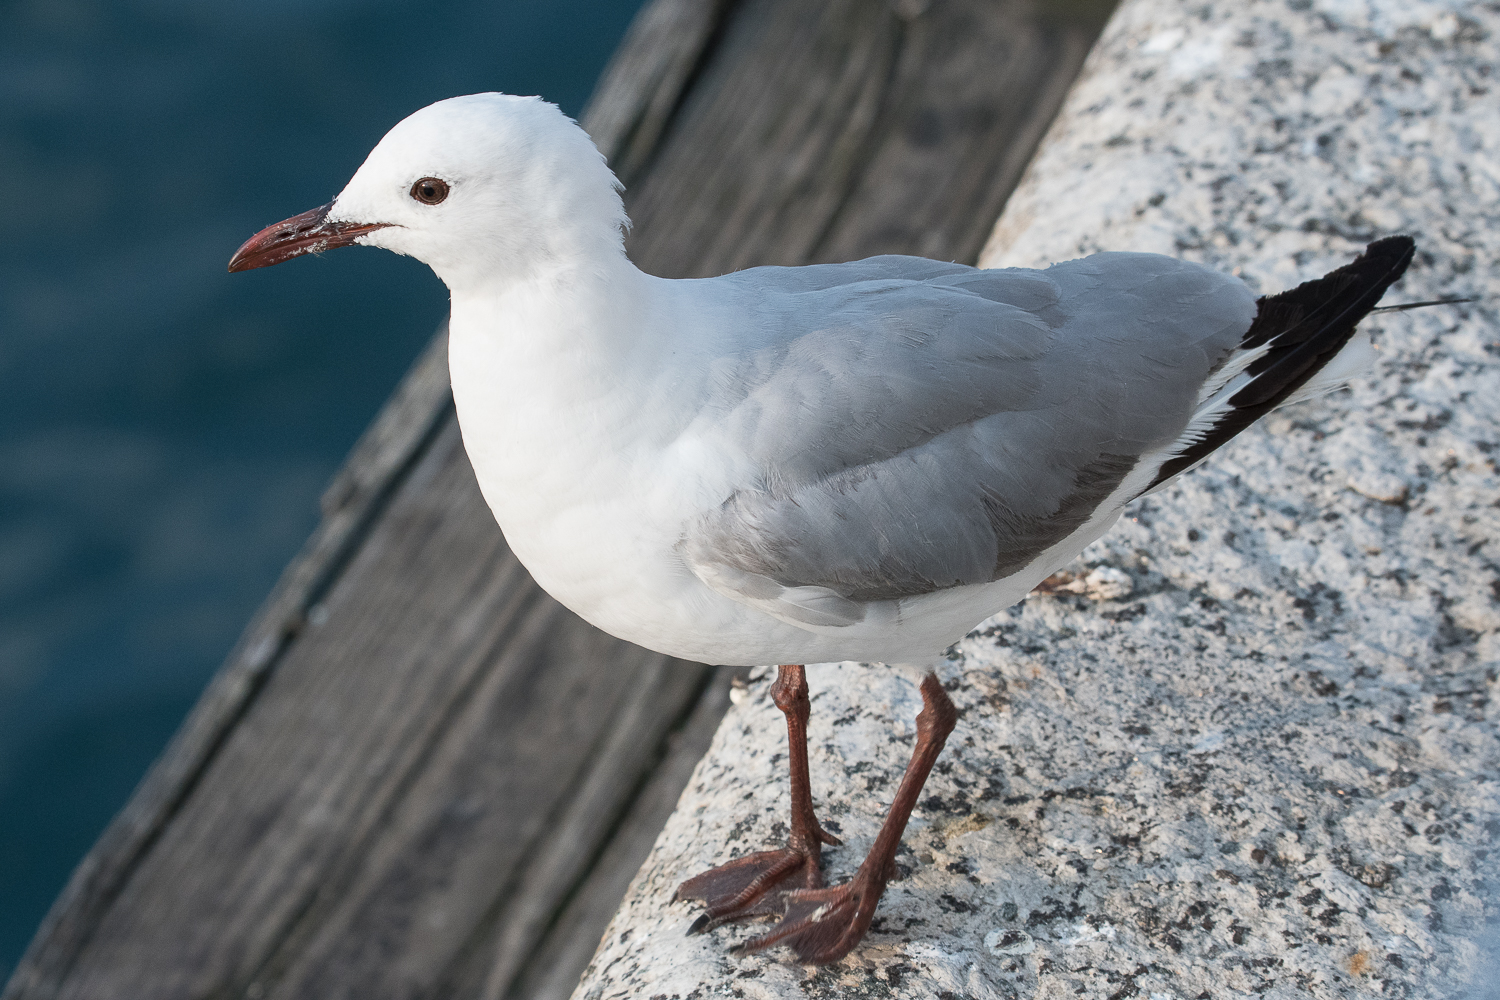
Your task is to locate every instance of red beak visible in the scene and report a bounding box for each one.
[227,203,390,272]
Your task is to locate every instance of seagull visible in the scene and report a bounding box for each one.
[230,93,1414,965]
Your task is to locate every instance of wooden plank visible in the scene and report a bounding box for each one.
[500,675,737,1000]
[580,0,736,188]
[36,422,713,1000]
[4,0,1115,997]
[623,0,1113,275]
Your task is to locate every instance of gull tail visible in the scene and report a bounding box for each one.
[1142,235,1416,494]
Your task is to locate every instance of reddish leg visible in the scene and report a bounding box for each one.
[733,673,958,965]
[674,665,841,933]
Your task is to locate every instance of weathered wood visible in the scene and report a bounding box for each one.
[499,675,736,1000]
[623,0,1112,274]
[5,0,1114,997]
[580,0,734,188]
[34,423,711,1000]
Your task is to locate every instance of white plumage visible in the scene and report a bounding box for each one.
[232,93,1410,668]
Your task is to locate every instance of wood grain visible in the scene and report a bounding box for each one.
[581,0,736,188]
[3,0,1115,997]
[623,0,1113,275]
[45,424,713,1000]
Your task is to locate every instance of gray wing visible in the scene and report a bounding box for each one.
[680,252,1257,626]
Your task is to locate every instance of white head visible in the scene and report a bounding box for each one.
[229,94,629,291]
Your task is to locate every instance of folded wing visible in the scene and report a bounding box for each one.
[679,252,1259,627]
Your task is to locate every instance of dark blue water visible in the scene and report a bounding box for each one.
[0,0,644,979]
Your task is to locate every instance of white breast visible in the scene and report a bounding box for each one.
[445,269,765,657]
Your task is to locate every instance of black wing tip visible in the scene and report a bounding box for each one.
[1352,235,1416,289]
[1142,235,1417,494]
[1315,234,1416,308]
[1364,233,1416,264]
[1243,235,1417,349]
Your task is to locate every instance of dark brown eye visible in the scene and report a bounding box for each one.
[410,177,449,205]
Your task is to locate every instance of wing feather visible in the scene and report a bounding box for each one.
[679,252,1258,622]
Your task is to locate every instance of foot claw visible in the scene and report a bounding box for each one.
[730,878,877,965]
[675,848,815,932]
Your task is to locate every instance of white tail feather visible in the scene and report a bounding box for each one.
[1194,341,1270,407]
[1282,330,1375,406]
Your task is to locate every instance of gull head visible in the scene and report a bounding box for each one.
[228,93,627,290]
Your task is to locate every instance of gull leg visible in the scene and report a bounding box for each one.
[675,664,841,933]
[733,672,957,965]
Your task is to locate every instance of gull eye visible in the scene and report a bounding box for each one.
[410,177,450,205]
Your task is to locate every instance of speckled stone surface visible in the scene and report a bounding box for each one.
[570,0,1500,996]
